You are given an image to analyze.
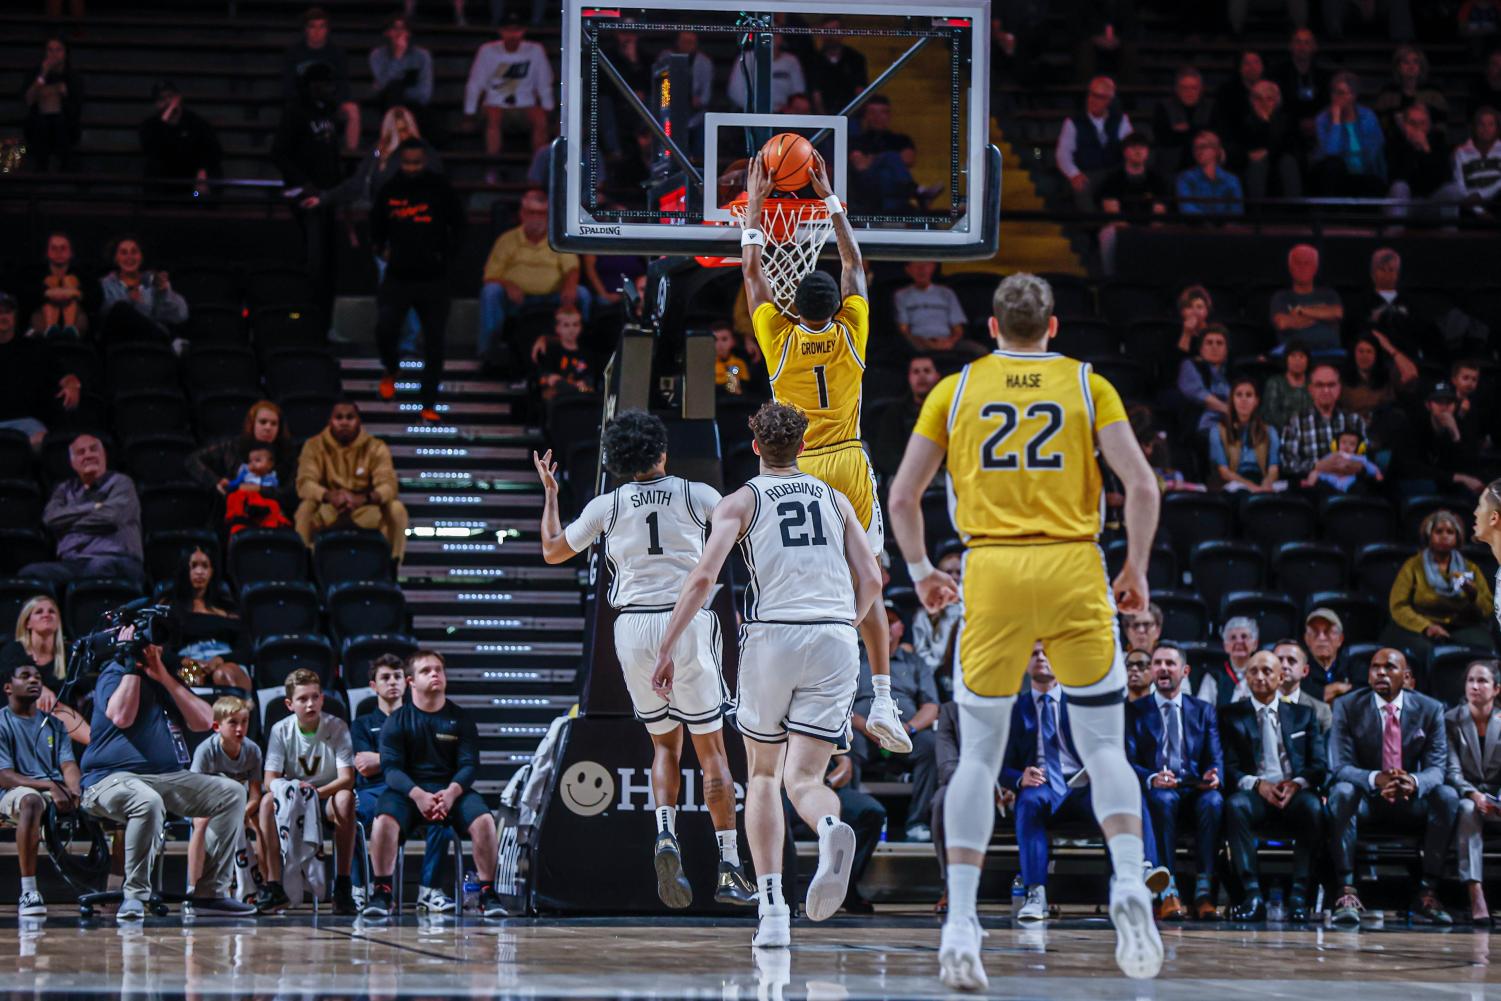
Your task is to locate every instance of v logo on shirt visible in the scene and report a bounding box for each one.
[298,753,323,777]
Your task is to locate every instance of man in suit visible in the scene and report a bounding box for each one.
[1128,642,1225,922]
[1274,639,1333,733]
[1444,659,1501,924]
[931,701,1013,912]
[1220,651,1326,922]
[1327,648,1459,927]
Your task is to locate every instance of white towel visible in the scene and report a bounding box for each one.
[269,778,327,904]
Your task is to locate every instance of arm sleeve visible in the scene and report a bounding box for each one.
[911,373,961,447]
[481,232,512,284]
[1446,717,1475,796]
[936,705,960,785]
[368,441,399,505]
[687,481,723,532]
[1177,359,1209,404]
[56,721,74,766]
[918,659,941,707]
[350,715,375,756]
[464,47,490,116]
[1087,372,1129,431]
[1280,417,1308,477]
[0,724,15,774]
[295,438,325,503]
[379,711,415,795]
[452,711,480,791]
[563,493,615,553]
[1117,114,1134,141]
[332,719,355,770]
[1207,429,1229,470]
[1055,118,1080,178]
[533,45,556,111]
[1416,705,1448,796]
[415,50,434,106]
[1305,709,1328,787]
[1266,428,1281,468]
[263,722,285,775]
[191,738,211,774]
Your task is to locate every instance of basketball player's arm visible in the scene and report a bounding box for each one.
[651,488,753,694]
[534,450,608,563]
[836,491,883,624]
[739,154,776,314]
[1097,419,1161,615]
[887,434,960,613]
[809,153,865,300]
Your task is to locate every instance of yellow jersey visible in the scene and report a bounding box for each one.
[752,295,868,450]
[912,350,1128,545]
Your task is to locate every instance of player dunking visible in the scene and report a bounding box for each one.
[740,151,910,757]
[652,403,883,947]
[888,274,1165,987]
[534,411,756,909]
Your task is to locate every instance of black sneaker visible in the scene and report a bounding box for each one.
[362,885,393,919]
[255,882,290,915]
[478,887,507,918]
[714,861,756,907]
[653,831,692,909]
[333,876,359,916]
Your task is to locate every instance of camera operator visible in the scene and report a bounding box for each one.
[77,623,256,921]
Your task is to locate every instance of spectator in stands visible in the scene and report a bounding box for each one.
[272,63,346,327]
[281,7,360,151]
[1447,659,1501,924]
[1098,133,1169,275]
[1210,377,1283,493]
[139,82,221,198]
[1259,342,1311,430]
[1055,75,1133,212]
[1302,607,1352,702]
[1452,359,1490,447]
[848,134,929,216]
[294,401,408,562]
[1126,648,1154,701]
[99,236,189,344]
[894,262,984,361]
[479,189,584,373]
[1198,618,1259,706]
[28,231,89,339]
[187,400,298,515]
[187,696,265,903]
[1153,66,1215,177]
[912,545,964,679]
[21,435,144,589]
[871,355,940,478]
[0,292,80,447]
[1,596,90,743]
[369,16,432,114]
[369,139,465,424]
[1323,0,1414,41]
[808,18,867,116]
[1339,334,1395,417]
[1214,49,1264,146]
[728,35,807,114]
[1327,648,1456,927]
[1269,245,1342,357]
[1072,0,1139,84]
[854,95,919,164]
[1389,382,1489,496]
[1473,49,1501,110]
[582,249,646,309]
[1123,604,1163,655]
[852,608,939,842]
[464,13,554,180]
[22,37,82,173]
[1275,640,1333,731]
[1312,72,1387,197]
[1345,249,1426,366]
[1374,46,1448,135]
[1175,131,1244,216]
[1128,642,1224,921]
[79,630,255,920]
[0,659,83,916]
[1302,428,1382,494]
[712,321,751,395]
[1383,510,1496,664]
[1220,649,1326,922]
[1172,285,1213,360]
[1454,106,1501,217]
[163,547,254,692]
[530,306,600,401]
[1272,28,1326,142]
[352,653,456,914]
[1176,323,1231,436]
[1388,105,1461,222]
[1233,81,1302,199]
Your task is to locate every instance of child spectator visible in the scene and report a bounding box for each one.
[225,446,292,535]
[1302,429,1382,493]
[713,321,751,395]
[530,307,600,401]
[257,669,357,915]
[188,696,266,903]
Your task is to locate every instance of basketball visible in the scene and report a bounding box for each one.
[762,132,815,191]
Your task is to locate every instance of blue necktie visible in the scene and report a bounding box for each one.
[1040,694,1067,798]
[1163,703,1182,774]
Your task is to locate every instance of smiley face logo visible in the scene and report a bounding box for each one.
[559,760,614,817]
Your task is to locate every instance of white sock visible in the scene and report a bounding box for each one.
[20,876,36,894]
[1107,833,1146,884]
[656,805,676,836]
[759,873,785,910]
[947,863,981,921]
[715,829,739,865]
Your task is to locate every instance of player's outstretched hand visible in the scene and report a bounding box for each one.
[1112,562,1150,614]
[915,568,960,614]
[533,449,559,493]
[651,653,675,697]
[808,151,833,199]
[746,153,771,209]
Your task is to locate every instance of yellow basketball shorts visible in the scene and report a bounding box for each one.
[799,442,884,555]
[955,541,1122,701]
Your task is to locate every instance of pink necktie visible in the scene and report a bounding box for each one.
[1381,703,1402,772]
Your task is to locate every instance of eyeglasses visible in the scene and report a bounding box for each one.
[1126,621,1154,631]
[1126,659,1150,669]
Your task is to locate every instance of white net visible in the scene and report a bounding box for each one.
[727,199,835,318]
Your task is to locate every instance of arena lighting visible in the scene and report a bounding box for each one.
[457,592,516,601]
[482,670,544,680]
[398,402,451,412]
[414,447,470,457]
[475,644,535,652]
[426,495,483,504]
[441,542,498,552]
[416,470,473,481]
[462,618,523,626]
[448,567,511,576]
[405,423,458,435]
[406,526,477,538]
[490,696,555,706]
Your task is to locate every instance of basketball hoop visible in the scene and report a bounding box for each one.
[696,193,838,318]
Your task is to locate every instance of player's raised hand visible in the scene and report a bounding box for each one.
[650,652,675,697]
[745,153,771,209]
[808,151,833,198]
[914,568,960,614]
[1112,562,1150,614]
[532,449,559,493]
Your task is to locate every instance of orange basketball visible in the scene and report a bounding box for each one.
[762,132,815,192]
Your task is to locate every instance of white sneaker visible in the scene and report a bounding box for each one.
[1109,878,1164,980]
[804,820,856,922]
[938,914,988,991]
[116,898,146,924]
[351,885,367,911]
[17,889,45,917]
[866,696,913,753]
[1017,885,1048,923]
[752,904,791,948]
[417,886,456,914]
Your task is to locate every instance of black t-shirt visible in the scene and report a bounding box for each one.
[535,342,600,394]
[378,699,479,794]
[351,706,389,791]
[1097,168,1169,223]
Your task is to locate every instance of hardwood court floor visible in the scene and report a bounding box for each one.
[0,912,1497,998]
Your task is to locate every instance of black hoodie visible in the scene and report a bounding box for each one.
[369,169,467,282]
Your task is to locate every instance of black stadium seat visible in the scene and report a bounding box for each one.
[143,529,220,587]
[112,390,190,442]
[247,267,317,309]
[1305,591,1384,645]
[261,682,348,732]
[327,581,408,643]
[240,581,321,638]
[228,529,309,590]
[277,392,338,442]
[1429,645,1498,706]
[0,579,54,635]
[123,433,197,486]
[1272,541,1349,604]
[1158,493,1234,568]
[340,633,419,688]
[1238,494,1316,554]
[1153,589,1211,642]
[106,343,179,397]
[187,306,251,347]
[253,632,337,689]
[1106,539,1178,590]
[1053,319,1118,360]
[0,479,44,525]
[195,391,262,442]
[1099,281,1165,326]
[173,264,242,307]
[0,530,53,576]
[313,529,394,592]
[250,306,324,353]
[1353,542,1411,604]
[0,430,34,479]
[64,577,143,637]
[1399,495,1465,545]
[1319,495,1395,552]
[263,349,343,399]
[182,346,261,399]
[1086,356,1151,402]
[921,490,955,551]
[1188,540,1265,613]
[139,483,215,534]
[1220,590,1300,643]
[1040,273,1095,318]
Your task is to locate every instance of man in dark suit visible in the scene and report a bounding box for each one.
[1219,651,1326,922]
[1128,642,1225,922]
[1327,648,1459,927]
[930,701,1013,912]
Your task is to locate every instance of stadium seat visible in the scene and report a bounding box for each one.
[123,433,197,486]
[0,430,34,479]
[0,579,54,635]
[247,267,318,309]
[1272,542,1350,604]
[182,346,261,399]
[50,341,103,392]
[1220,591,1300,644]
[326,580,408,643]
[1119,320,1179,379]
[172,264,242,307]
[1343,643,1383,674]
[228,529,309,590]
[0,479,44,526]
[1154,589,1211,642]
[340,633,419,688]
[313,529,393,592]
[1304,591,1384,645]
[1158,493,1234,568]
[195,390,262,443]
[64,577,143,637]
[277,392,338,442]
[143,529,220,587]
[0,530,53,576]
[1238,494,1316,554]
[1039,273,1095,318]
[263,349,343,400]
[250,306,325,353]
[1353,542,1412,605]
[240,581,321,638]
[186,306,251,347]
[1181,641,1223,689]
[1319,495,1395,552]
[1086,356,1152,402]
[1428,645,1499,706]
[1053,319,1118,360]
[260,682,349,733]
[112,390,190,442]
[1222,320,1273,359]
[1099,281,1166,326]
[139,483,214,534]
[946,272,1003,327]
[723,441,759,492]
[105,343,179,398]
[1399,495,1467,545]
[1188,540,1265,614]
[1106,538,1179,590]
[1464,542,1499,586]
[253,632,337,689]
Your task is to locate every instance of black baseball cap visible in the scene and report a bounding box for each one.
[0,292,16,313]
[151,80,180,100]
[1122,131,1151,148]
[1427,380,1458,403]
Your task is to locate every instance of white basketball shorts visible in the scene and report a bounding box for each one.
[615,608,728,735]
[734,621,859,744]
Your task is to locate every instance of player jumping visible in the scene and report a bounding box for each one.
[888,274,1165,987]
[534,411,756,909]
[652,402,882,947]
[740,150,910,758]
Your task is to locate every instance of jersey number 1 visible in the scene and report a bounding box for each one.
[645,511,664,555]
[813,365,829,409]
[777,501,828,547]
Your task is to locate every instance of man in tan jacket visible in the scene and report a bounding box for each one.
[295,401,408,561]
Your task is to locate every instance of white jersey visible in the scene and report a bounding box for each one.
[565,475,722,610]
[738,472,856,625]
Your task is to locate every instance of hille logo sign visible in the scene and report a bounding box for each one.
[558,760,745,817]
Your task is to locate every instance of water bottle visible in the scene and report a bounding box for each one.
[1267,883,1285,922]
[879,817,888,843]
[1010,875,1026,918]
[462,870,480,912]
